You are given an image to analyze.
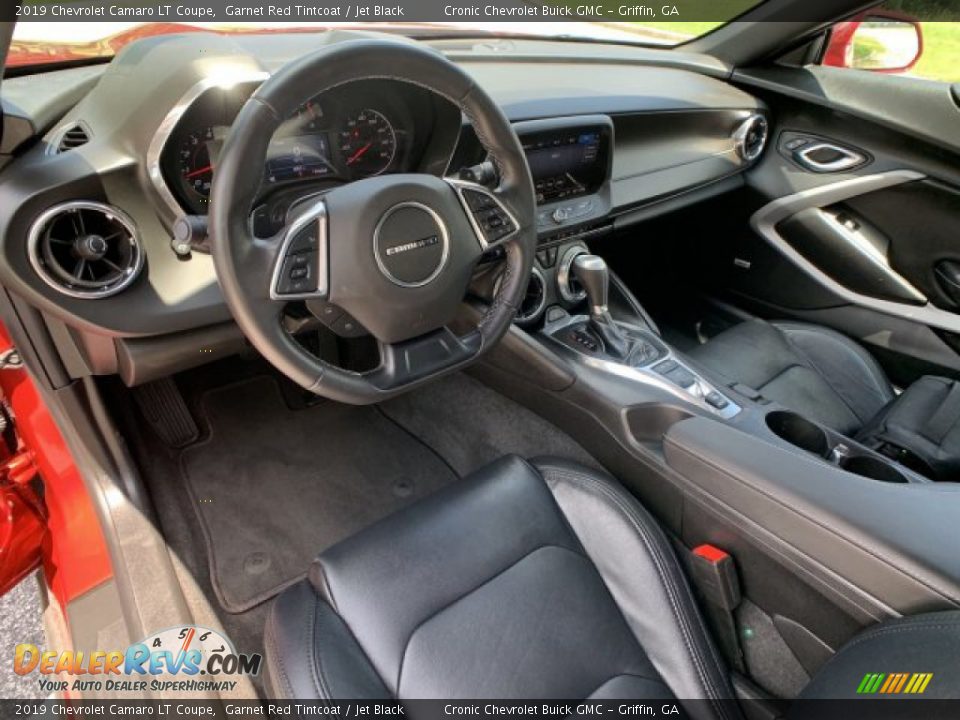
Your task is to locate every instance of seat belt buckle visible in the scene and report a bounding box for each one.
[691,544,741,612]
[690,544,745,672]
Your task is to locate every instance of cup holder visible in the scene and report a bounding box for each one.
[766,411,829,458]
[840,456,908,483]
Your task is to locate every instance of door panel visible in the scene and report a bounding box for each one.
[778,206,926,305]
[713,66,960,384]
[841,179,960,312]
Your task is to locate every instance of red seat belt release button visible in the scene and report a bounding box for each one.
[692,544,741,611]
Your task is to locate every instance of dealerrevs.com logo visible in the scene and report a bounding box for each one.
[13,626,261,695]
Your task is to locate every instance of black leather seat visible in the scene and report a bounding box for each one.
[264,453,960,708]
[687,319,894,436]
[264,455,737,712]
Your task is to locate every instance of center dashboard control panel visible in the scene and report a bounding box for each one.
[525,129,605,204]
[514,117,613,245]
[539,198,596,228]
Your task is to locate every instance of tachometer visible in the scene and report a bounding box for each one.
[338,109,397,178]
[178,126,215,205]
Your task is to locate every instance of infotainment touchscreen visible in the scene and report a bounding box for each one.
[522,127,609,204]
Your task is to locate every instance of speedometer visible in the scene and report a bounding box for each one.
[338,109,397,178]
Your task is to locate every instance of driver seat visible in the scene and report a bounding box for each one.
[263,455,960,708]
[263,455,735,708]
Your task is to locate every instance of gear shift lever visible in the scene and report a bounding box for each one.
[572,254,630,358]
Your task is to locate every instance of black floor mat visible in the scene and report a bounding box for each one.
[180,376,457,613]
[380,373,599,476]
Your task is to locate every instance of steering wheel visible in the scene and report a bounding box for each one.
[209,40,536,404]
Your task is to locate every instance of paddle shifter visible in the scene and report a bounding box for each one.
[572,254,630,359]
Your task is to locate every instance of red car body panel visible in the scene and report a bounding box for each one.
[0,322,112,608]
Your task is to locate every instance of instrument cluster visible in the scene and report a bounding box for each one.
[161,81,417,216]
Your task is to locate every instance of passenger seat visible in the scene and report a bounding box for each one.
[688,319,960,480]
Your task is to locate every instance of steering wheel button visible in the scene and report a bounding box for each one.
[289,253,311,268]
[463,189,495,212]
[288,224,319,255]
[277,250,317,295]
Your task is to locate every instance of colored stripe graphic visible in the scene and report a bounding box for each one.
[857,673,885,694]
[893,673,909,693]
[857,672,933,694]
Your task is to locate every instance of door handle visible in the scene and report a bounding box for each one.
[794,142,866,173]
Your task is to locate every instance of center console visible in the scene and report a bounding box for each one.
[491,115,739,420]
[463,115,960,685]
[542,254,741,421]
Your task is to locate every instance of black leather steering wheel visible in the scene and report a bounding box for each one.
[209,40,536,404]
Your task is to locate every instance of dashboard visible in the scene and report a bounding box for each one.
[0,30,764,383]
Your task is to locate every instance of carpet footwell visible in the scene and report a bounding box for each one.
[180,376,457,613]
[380,372,598,476]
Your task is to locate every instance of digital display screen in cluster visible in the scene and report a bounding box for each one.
[266,135,334,183]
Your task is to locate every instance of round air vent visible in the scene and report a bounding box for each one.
[733,114,769,162]
[494,267,547,326]
[515,267,547,325]
[28,201,144,299]
[557,246,589,304]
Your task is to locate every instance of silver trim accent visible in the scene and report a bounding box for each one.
[27,200,144,300]
[445,178,521,251]
[556,245,589,304]
[543,315,740,419]
[372,202,450,288]
[794,142,866,173]
[732,114,768,162]
[750,170,960,335]
[146,71,270,220]
[269,200,329,301]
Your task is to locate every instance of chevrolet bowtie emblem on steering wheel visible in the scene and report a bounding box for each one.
[385,235,440,257]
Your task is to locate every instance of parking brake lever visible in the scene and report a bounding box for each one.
[572,254,630,359]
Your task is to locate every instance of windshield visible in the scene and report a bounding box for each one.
[7,20,744,69]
